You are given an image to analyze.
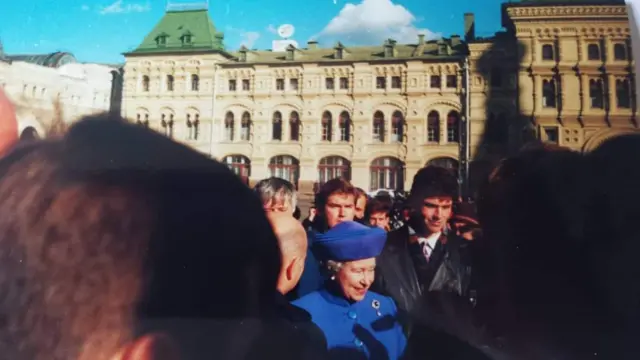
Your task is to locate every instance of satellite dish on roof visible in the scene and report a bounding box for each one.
[278,24,295,39]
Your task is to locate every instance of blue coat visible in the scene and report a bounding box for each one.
[296,230,325,298]
[293,288,407,360]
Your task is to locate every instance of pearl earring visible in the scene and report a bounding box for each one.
[330,275,335,280]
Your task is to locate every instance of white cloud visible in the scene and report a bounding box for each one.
[99,0,151,15]
[266,24,278,34]
[314,0,440,45]
[226,26,261,49]
[240,32,261,48]
[81,5,90,11]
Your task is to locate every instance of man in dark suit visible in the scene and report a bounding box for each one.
[373,166,472,331]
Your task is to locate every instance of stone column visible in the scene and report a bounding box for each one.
[533,74,541,114]
[608,74,617,110]
[581,74,590,111]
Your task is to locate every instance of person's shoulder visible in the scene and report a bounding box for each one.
[292,291,324,308]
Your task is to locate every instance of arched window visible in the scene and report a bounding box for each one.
[161,113,174,138]
[318,156,351,186]
[290,111,300,141]
[614,43,627,61]
[224,155,251,185]
[191,74,200,91]
[616,78,631,108]
[370,157,405,191]
[142,75,150,92]
[269,155,299,187]
[136,111,149,128]
[187,113,200,140]
[272,111,282,141]
[427,111,440,142]
[542,79,557,108]
[241,112,251,141]
[224,112,235,141]
[373,111,385,142]
[166,75,174,92]
[19,127,40,142]
[391,111,404,143]
[321,111,332,141]
[426,157,459,172]
[589,79,604,109]
[446,111,460,142]
[339,111,351,142]
[587,44,601,61]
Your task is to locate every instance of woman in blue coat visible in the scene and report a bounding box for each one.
[293,221,407,360]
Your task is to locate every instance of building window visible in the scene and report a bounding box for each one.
[339,111,351,142]
[543,127,558,144]
[191,75,199,91]
[142,75,150,92]
[181,34,192,45]
[241,112,251,141]
[373,111,385,142]
[321,111,333,141]
[229,79,237,91]
[542,44,554,61]
[447,111,460,143]
[290,78,299,90]
[156,35,168,46]
[224,112,235,141]
[446,75,457,88]
[326,78,335,90]
[161,113,174,138]
[376,76,386,89]
[391,111,404,143]
[224,155,251,185]
[269,155,300,188]
[290,111,300,141]
[339,77,348,89]
[335,48,344,59]
[136,113,149,128]
[616,79,631,108]
[242,79,251,91]
[542,79,557,108]
[490,70,502,88]
[276,78,285,90]
[587,44,601,61]
[318,156,351,186]
[272,111,283,141]
[427,111,440,142]
[589,78,604,109]
[187,113,200,140]
[614,43,627,61]
[166,75,174,92]
[370,157,405,191]
[391,76,401,89]
[430,75,441,88]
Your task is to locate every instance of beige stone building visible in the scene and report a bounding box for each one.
[122,0,638,193]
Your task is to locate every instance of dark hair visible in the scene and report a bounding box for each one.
[367,198,391,217]
[0,115,281,359]
[408,166,458,210]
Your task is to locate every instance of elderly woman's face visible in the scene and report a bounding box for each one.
[336,258,376,302]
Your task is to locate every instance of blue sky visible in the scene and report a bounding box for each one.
[0,0,509,64]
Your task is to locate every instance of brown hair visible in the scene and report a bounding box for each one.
[312,178,357,232]
[0,115,281,360]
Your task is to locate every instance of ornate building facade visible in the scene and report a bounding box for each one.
[0,48,123,140]
[122,0,638,192]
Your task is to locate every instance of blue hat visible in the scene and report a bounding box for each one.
[312,221,387,262]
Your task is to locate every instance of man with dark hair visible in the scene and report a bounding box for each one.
[367,198,392,231]
[373,166,472,327]
[354,187,368,223]
[0,115,321,360]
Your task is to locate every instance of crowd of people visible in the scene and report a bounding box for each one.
[0,86,638,359]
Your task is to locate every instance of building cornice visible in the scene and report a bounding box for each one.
[506,5,627,21]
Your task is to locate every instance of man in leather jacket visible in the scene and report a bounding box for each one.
[372,166,473,332]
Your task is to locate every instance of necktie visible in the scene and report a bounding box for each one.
[422,241,433,261]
